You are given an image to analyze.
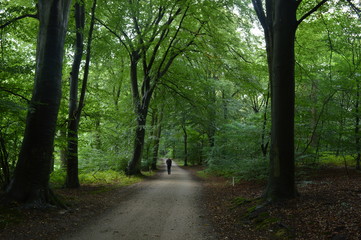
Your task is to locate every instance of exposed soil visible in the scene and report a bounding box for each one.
[1,166,361,240]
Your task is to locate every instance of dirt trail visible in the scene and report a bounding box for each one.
[61,160,216,240]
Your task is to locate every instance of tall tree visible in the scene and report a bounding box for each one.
[65,0,97,188]
[5,0,72,207]
[252,0,329,201]
[65,0,85,189]
[98,0,204,175]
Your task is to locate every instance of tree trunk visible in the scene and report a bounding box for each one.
[127,56,143,175]
[65,0,96,187]
[127,114,147,175]
[355,77,361,170]
[6,0,71,207]
[127,50,155,175]
[182,125,188,166]
[0,131,10,189]
[261,84,270,157]
[65,1,84,189]
[265,0,298,201]
[151,109,163,170]
[59,127,67,169]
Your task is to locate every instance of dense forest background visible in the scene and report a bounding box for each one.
[1,0,360,204]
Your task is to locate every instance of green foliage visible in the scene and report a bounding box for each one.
[78,147,129,172]
[318,152,355,167]
[50,169,144,188]
[2,0,361,188]
[205,157,268,180]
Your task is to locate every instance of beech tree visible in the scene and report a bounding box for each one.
[66,0,97,188]
[252,0,330,201]
[98,0,205,175]
[5,0,72,207]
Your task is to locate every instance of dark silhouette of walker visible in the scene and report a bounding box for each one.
[166,158,172,175]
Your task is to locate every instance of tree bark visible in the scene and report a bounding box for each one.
[126,55,143,175]
[127,112,147,175]
[265,0,298,200]
[151,108,163,170]
[65,0,84,189]
[182,125,188,166]
[65,0,97,187]
[6,0,71,207]
[261,85,270,157]
[252,0,329,201]
[0,131,10,189]
[355,76,361,170]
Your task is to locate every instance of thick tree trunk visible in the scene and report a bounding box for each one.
[6,0,71,207]
[127,52,155,175]
[127,115,147,175]
[127,57,143,175]
[265,0,298,201]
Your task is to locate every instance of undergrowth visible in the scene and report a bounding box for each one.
[203,157,269,181]
[50,169,154,188]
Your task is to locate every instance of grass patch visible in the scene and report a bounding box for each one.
[196,170,211,179]
[318,152,355,167]
[50,169,155,188]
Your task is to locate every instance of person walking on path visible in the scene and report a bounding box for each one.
[166,158,172,175]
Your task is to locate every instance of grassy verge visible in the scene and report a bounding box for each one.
[50,169,155,189]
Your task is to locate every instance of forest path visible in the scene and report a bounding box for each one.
[61,160,216,240]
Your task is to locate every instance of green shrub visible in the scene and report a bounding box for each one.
[205,157,268,180]
[318,152,355,167]
[50,169,144,187]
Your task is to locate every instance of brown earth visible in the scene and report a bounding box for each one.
[1,166,361,240]
[199,166,361,240]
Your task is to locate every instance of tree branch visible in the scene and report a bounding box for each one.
[0,87,30,103]
[0,13,38,29]
[157,6,190,78]
[297,0,329,26]
[251,0,267,31]
[158,82,196,107]
[78,0,97,116]
[228,45,252,63]
[95,17,132,55]
[345,0,361,18]
[146,7,181,72]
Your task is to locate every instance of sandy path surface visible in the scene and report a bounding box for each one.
[61,160,216,240]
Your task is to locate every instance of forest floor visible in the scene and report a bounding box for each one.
[197,165,361,240]
[1,165,361,239]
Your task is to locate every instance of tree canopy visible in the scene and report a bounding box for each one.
[1,0,360,205]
